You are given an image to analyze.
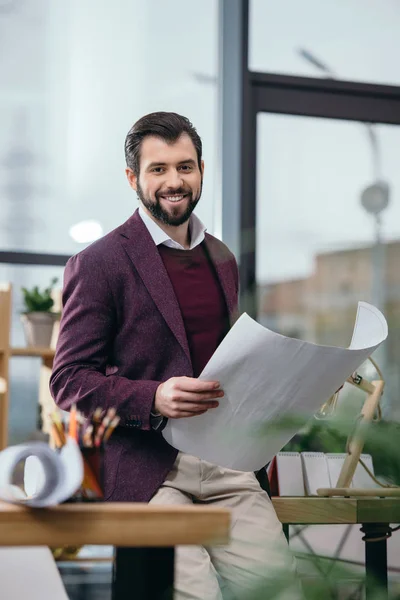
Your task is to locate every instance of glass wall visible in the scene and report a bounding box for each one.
[256,113,400,418]
[0,0,219,255]
[250,0,400,86]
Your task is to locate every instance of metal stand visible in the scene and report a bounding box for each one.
[361,523,390,600]
[112,547,175,600]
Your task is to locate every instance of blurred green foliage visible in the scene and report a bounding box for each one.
[279,410,400,485]
[247,396,400,598]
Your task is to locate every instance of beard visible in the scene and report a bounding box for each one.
[137,179,202,227]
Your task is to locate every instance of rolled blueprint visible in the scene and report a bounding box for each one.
[0,438,83,507]
[163,302,388,471]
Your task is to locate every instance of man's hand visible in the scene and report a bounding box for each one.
[154,376,224,419]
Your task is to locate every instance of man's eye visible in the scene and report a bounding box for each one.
[151,167,164,173]
[179,165,192,171]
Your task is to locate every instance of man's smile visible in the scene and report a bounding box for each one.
[159,193,189,204]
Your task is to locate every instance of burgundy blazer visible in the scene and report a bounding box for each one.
[50,209,239,502]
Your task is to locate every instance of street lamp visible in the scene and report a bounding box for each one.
[298,48,391,413]
[360,181,390,312]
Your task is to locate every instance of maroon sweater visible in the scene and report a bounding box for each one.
[158,243,229,376]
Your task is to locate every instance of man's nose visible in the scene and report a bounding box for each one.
[165,169,183,189]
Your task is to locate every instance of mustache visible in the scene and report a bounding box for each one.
[156,187,191,197]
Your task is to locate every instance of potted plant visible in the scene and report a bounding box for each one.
[21,277,60,347]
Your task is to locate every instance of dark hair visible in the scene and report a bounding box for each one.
[124,112,202,176]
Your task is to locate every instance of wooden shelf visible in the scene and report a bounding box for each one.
[0,285,59,449]
[11,347,55,359]
[0,284,11,449]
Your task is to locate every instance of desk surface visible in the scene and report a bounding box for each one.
[0,502,230,548]
[272,497,400,525]
[0,498,399,548]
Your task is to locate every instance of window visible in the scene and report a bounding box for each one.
[256,113,400,415]
[0,0,219,255]
[250,0,400,86]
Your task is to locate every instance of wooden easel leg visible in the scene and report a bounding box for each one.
[361,523,390,600]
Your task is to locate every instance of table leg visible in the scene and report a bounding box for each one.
[112,547,175,600]
[360,523,390,600]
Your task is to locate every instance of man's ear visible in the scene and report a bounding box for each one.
[201,160,205,177]
[125,168,137,191]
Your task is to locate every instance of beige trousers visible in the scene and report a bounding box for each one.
[149,453,301,600]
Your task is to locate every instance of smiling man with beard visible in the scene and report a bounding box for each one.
[50,112,300,600]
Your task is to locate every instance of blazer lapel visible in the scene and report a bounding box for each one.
[119,211,191,361]
[203,234,238,325]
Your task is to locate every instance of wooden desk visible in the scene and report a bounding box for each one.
[0,501,230,600]
[272,497,400,599]
[0,497,397,599]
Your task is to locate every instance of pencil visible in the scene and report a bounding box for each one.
[81,460,103,498]
[76,412,85,444]
[69,403,78,441]
[94,415,112,447]
[91,407,103,443]
[51,423,64,449]
[51,411,66,446]
[82,424,93,447]
[103,415,120,442]
[93,408,116,447]
[92,407,103,425]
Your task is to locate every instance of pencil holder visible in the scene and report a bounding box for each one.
[67,445,105,503]
[52,446,105,560]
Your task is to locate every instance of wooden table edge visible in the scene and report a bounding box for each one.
[0,502,231,548]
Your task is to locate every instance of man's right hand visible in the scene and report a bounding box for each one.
[154,376,224,419]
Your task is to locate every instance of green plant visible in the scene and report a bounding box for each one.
[21,277,59,313]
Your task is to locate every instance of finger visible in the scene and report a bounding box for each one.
[174,391,223,403]
[176,377,221,393]
[174,401,219,413]
[173,409,208,419]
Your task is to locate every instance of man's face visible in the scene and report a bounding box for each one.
[126,133,204,227]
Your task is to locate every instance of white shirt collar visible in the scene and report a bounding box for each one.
[138,206,206,250]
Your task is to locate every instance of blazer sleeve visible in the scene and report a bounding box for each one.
[49,251,159,431]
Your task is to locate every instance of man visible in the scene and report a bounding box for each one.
[50,112,300,599]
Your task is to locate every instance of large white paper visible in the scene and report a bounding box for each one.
[163,302,388,471]
[0,438,83,507]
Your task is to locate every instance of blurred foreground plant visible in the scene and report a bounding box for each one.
[238,406,400,598]
[274,409,400,485]
[239,552,392,599]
